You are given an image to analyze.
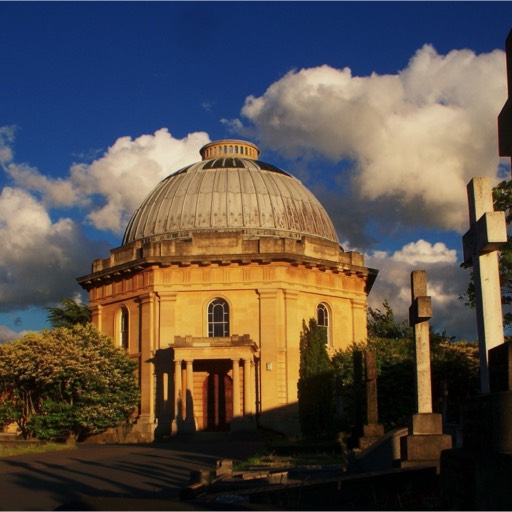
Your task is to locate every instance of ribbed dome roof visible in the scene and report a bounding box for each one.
[122,140,339,245]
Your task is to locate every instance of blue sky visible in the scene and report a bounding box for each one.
[1,1,512,341]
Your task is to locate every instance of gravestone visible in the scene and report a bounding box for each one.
[351,350,364,445]
[462,177,507,393]
[358,350,385,450]
[439,28,512,509]
[498,28,512,167]
[400,271,452,470]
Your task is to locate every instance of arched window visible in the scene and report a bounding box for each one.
[208,298,230,337]
[317,303,330,345]
[119,306,129,349]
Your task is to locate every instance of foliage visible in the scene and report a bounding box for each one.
[298,319,336,440]
[367,300,412,341]
[332,302,480,431]
[461,179,512,334]
[44,297,91,328]
[0,324,139,441]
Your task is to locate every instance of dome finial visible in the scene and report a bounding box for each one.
[200,140,260,160]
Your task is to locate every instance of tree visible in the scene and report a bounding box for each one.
[367,300,412,341]
[0,324,139,441]
[44,297,91,328]
[461,179,512,333]
[297,318,336,439]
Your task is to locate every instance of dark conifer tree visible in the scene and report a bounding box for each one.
[298,318,336,439]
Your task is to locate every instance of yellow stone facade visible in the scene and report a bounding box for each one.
[78,140,377,440]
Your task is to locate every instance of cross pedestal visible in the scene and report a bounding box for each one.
[400,271,452,471]
[462,177,507,393]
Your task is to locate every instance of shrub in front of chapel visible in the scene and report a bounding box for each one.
[0,324,139,442]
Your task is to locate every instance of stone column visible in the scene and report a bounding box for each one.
[171,359,182,435]
[136,292,156,438]
[462,177,507,393]
[232,359,241,419]
[243,359,254,415]
[185,360,194,420]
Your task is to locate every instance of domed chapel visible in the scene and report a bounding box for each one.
[78,140,378,440]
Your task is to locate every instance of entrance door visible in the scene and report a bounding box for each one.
[202,373,233,431]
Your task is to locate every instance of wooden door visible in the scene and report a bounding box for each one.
[202,373,233,431]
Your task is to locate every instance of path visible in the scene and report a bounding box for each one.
[0,435,266,511]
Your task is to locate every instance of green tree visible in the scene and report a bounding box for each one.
[0,324,139,441]
[44,297,91,328]
[461,179,512,333]
[298,319,336,439]
[367,300,412,341]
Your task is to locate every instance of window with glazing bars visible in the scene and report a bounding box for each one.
[317,303,329,344]
[208,298,229,337]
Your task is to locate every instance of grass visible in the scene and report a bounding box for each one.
[234,451,346,471]
[0,442,77,458]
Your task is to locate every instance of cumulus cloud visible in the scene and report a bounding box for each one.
[365,240,476,340]
[3,128,210,234]
[0,186,102,310]
[69,128,210,233]
[0,127,211,321]
[229,45,507,239]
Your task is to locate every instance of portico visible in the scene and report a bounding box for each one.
[170,335,259,432]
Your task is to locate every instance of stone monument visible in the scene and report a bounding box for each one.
[358,350,385,450]
[399,271,452,470]
[462,177,507,393]
[498,28,512,168]
[440,30,512,508]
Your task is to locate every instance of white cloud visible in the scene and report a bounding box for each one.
[3,128,210,235]
[4,162,81,208]
[69,128,210,233]
[0,186,102,311]
[365,240,476,340]
[0,127,211,316]
[231,45,507,236]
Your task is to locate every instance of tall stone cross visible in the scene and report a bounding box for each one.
[365,350,379,425]
[409,270,433,414]
[462,177,507,394]
[498,28,512,169]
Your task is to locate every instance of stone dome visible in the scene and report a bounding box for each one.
[122,140,339,245]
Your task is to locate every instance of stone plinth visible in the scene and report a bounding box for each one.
[400,413,452,471]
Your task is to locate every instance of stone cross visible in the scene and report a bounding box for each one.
[352,350,364,435]
[365,350,379,425]
[358,349,385,450]
[462,177,507,393]
[409,270,433,414]
[498,28,512,169]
